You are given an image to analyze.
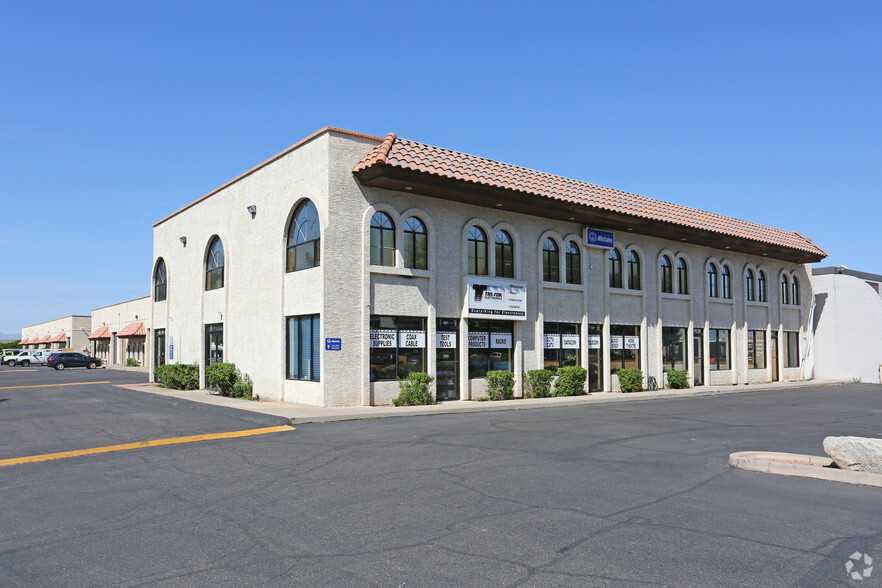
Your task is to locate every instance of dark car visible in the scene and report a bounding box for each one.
[46,352,101,370]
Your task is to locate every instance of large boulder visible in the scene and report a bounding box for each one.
[823,436,882,474]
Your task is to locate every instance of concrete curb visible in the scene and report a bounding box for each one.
[728,451,882,487]
[117,379,846,424]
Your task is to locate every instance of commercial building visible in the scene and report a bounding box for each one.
[810,267,882,383]
[88,296,152,366]
[20,315,91,352]
[150,127,827,406]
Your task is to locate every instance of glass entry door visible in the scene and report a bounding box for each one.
[586,324,603,392]
[205,323,224,366]
[154,329,166,368]
[771,331,779,381]
[693,328,704,386]
[435,318,459,400]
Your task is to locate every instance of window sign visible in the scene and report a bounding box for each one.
[467,277,527,320]
[610,336,623,350]
[561,334,580,349]
[469,332,489,348]
[370,329,397,348]
[398,330,426,348]
[544,334,561,349]
[587,335,601,349]
[436,332,457,348]
[624,336,640,350]
[490,332,512,349]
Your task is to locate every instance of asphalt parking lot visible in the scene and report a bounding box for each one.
[1,366,880,586]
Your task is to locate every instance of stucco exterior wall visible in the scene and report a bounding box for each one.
[150,128,816,407]
[91,296,151,366]
[22,315,91,351]
[811,273,882,383]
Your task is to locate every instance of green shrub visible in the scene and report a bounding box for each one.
[206,362,253,399]
[125,357,140,367]
[524,369,554,398]
[617,368,644,393]
[554,366,588,396]
[153,363,199,391]
[486,370,515,400]
[666,369,689,389]
[393,372,435,406]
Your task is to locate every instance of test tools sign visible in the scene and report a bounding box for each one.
[584,227,615,249]
[467,277,527,320]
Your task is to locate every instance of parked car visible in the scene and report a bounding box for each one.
[13,349,61,366]
[46,352,101,370]
[3,349,25,366]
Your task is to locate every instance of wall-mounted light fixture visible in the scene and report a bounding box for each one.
[179,236,187,246]
[247,204,257,218]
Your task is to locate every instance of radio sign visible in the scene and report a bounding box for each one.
[584,228,615,249]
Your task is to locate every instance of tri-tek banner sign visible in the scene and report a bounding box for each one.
[467,277,527,320]
[583,227,615,249]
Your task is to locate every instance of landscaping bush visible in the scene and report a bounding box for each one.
[393,372,435,406]
[153,363,199,391]
[125,358,140,367]
[206,362,253,399]
[666,369,690,389]
[523,369,554,398]
[553,366,588,396]
[617,368,644,393]
[486,370,515,400]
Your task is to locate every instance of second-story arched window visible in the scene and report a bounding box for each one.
[781,274,790,305]
[677,258,689,295]
[609,248,622,288]
[287,200,320,272]
[543,238,559,282]
[627,251,641,290]
[721,265,731,299]
[707,263,718,298]
[206,236,224,291]
[495,230,513,278]
[758,271,767,302]
[660,256,673,293]
[792,277,800,306]
[154,258,167,301]
[403,216,427,270]
[745,269,755,302]
[565,241,581,285]
[468,226,488,275]
[370,212,395,266]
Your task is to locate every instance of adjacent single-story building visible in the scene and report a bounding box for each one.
[20,315,91,352]
[149,127,826,406]
[88,296,152,366]
[810,267,882,383]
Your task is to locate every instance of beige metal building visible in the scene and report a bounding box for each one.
[150,127,826,407]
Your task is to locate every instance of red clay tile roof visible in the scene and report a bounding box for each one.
[20,337,31,345]
[49,332,67,343]
[36,335,51,344]
[117,321,145,338]
[354,133,826,260]
[88,326,111,340]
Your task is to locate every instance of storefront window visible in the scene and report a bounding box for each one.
[784,331,800,368]
[543,322,580,373]
[747,330,766,369]
[369,316,426,381]
[468,319,513,378]
[662,327,686,371]
[709,328,730,370]
[610,325,640,373]
[287,315,320,381]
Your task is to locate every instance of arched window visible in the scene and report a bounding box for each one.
[707,264,718,298]
[721,265,731,299]
[205,236,224,291]
[468,226,488,275]
[660,256,673,293]
[370,212,395,266]
[403,216,427,270]
[758,271,767,302]
[745,269,755,302]
[608,248,622,288]
[542,238,559,282]
[781,274,790,305]
[495,230,513,278]
[627,251,641,290]
[677,258,689,295]
[287,200,320,272]
[792,277,800,306]
[154,259,167,302]
[565,241,581,285]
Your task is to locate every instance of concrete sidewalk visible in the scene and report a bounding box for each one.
[119,379,846,424]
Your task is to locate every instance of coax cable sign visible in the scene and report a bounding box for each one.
[467,278,527,320]
[583,227,615,249]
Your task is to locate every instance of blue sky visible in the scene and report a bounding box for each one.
[1,1,879,337]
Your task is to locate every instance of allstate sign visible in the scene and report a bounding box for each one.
[584,228,615,249]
